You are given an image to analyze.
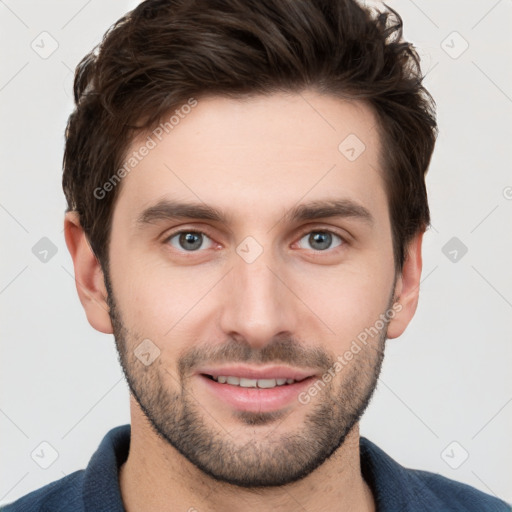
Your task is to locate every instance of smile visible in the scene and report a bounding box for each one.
[203,374,302,388]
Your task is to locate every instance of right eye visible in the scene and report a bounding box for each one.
[164,230,215,252]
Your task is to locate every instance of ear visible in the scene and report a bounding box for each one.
[387,231,424,339]
[64,211,113,334]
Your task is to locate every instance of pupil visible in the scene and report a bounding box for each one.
[180,232,202,250]
[310,232,331,250]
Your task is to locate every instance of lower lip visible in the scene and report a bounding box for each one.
[197,374,315,412]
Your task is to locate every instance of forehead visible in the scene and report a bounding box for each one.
[113,92,386,229]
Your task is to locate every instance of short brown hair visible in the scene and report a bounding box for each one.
[63,0,437,273]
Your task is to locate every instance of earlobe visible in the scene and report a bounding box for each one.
[387,232,424,339]
[64,211,113,334]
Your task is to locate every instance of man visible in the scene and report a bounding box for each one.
[2,0,510,511]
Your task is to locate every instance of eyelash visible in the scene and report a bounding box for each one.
[163,227,347,254]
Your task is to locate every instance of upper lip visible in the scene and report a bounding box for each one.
[197,365,317,381]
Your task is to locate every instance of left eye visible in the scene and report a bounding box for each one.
[296,231,343,251]
[166,231,214,252]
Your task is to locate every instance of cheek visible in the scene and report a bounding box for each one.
[290,257,395,344]
[113,259,222,338]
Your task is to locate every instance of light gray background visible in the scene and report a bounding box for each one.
[1,0,511,506]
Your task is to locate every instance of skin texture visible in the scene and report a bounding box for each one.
[64,91,423,512]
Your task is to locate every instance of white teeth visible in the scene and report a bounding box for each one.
[239,378,258,388]
[257,378,278,388]
[212,376,297,388]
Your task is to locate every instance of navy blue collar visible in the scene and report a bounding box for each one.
[83,424,130,512]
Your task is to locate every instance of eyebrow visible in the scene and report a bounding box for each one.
[135,198,374,229]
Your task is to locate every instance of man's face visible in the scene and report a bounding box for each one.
[106,92,398,487]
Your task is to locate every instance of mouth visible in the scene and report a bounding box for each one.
[201,373,308,388]
[196,366,318,413]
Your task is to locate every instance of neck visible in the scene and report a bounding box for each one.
[119,397,375,512]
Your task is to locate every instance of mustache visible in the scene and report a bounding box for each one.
[178,336,334,379]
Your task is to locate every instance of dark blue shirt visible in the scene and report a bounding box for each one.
[1,424,510,511]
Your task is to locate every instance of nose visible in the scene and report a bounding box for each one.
[218,246,298,351]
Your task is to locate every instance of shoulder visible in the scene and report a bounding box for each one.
[360,437,511,511]
[0,424,130,512]
[405,467,511,511]
[0,470,85,512]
